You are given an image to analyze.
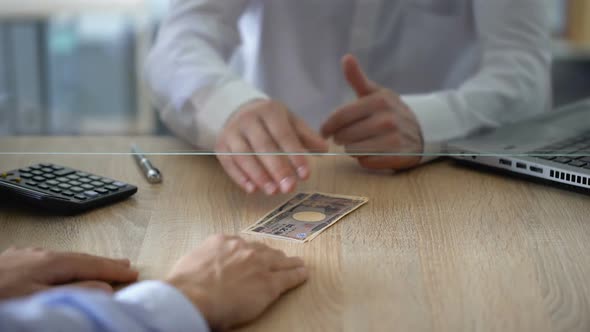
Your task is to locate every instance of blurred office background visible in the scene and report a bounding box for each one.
[0,0,589,137]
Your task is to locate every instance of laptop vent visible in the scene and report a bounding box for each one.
[549,170,589,186]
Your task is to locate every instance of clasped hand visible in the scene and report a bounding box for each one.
[0,236,307,331]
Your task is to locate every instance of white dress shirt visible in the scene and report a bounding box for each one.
[146,0,551,156]
[0,281,210,332]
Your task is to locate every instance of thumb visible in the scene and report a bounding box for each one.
[342,54,379,97]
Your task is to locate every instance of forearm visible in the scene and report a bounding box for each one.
[0,281,209,332]
[402,0,551,156]
[146,0,267,148]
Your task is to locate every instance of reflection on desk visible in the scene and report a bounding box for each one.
[0,136,589,332]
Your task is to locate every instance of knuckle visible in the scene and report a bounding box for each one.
[251,240,270,250]
[214,140,227,153]
[212,234,228,242]
[38,249,58,262]
[258,141,276,153]
[269,284,281,299]
[272,127,297,144]
[383,88,398,100]
[245,100,276,117]
[237,107,257,120]
[273,163,294,180]
[374,94,391,109]
[379,116,397,131]
[379,90,397,107]
[212,234,239,247]
[235,155,257,169]
[27,247,47,255]
[234,110,260,127]
[234,155,252,166]
[243,165,269,184]
[271,248,287,258]
[228,238,244,251]
[1,246,18,255]
[242,248,258,261]
[282,144,304,156]
[250,174,269,186]
[257,99,274,109]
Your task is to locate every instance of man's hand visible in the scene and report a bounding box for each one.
[166,235,308,331]
[0,247,138,300]
[216,99,328,195]
[322,54,424,170]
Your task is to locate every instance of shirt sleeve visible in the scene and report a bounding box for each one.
[0,281,210,332]
[401,0,552,163]
[145,0,268,149]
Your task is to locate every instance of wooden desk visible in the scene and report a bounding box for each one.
[1,136,589,332]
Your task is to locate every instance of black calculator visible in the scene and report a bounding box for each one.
[0,163,137,214]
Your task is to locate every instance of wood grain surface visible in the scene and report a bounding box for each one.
[0,136,589,332]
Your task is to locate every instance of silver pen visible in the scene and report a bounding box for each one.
[131,144,162,184]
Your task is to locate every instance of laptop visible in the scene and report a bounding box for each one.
[446,98,590,190]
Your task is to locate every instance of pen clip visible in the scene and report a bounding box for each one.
[131,143,162,184]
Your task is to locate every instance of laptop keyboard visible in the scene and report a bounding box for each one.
[534,131,590,169]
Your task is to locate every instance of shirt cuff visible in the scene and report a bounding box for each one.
[402,94,460,164]
[193,79,268,149]
[116,281,210,332]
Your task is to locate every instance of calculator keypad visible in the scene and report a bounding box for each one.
[0,164,126,202]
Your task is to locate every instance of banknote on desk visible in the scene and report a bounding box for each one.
[243,192,368,243]
[252,192,310,227]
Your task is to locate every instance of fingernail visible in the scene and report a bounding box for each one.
[297,166,308,179]
[244,181,256,193]
[95,284,115,293]
[279,176,296,193]
[296,266,308,277]
[118,259,131,267]
[264,182,277,195]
